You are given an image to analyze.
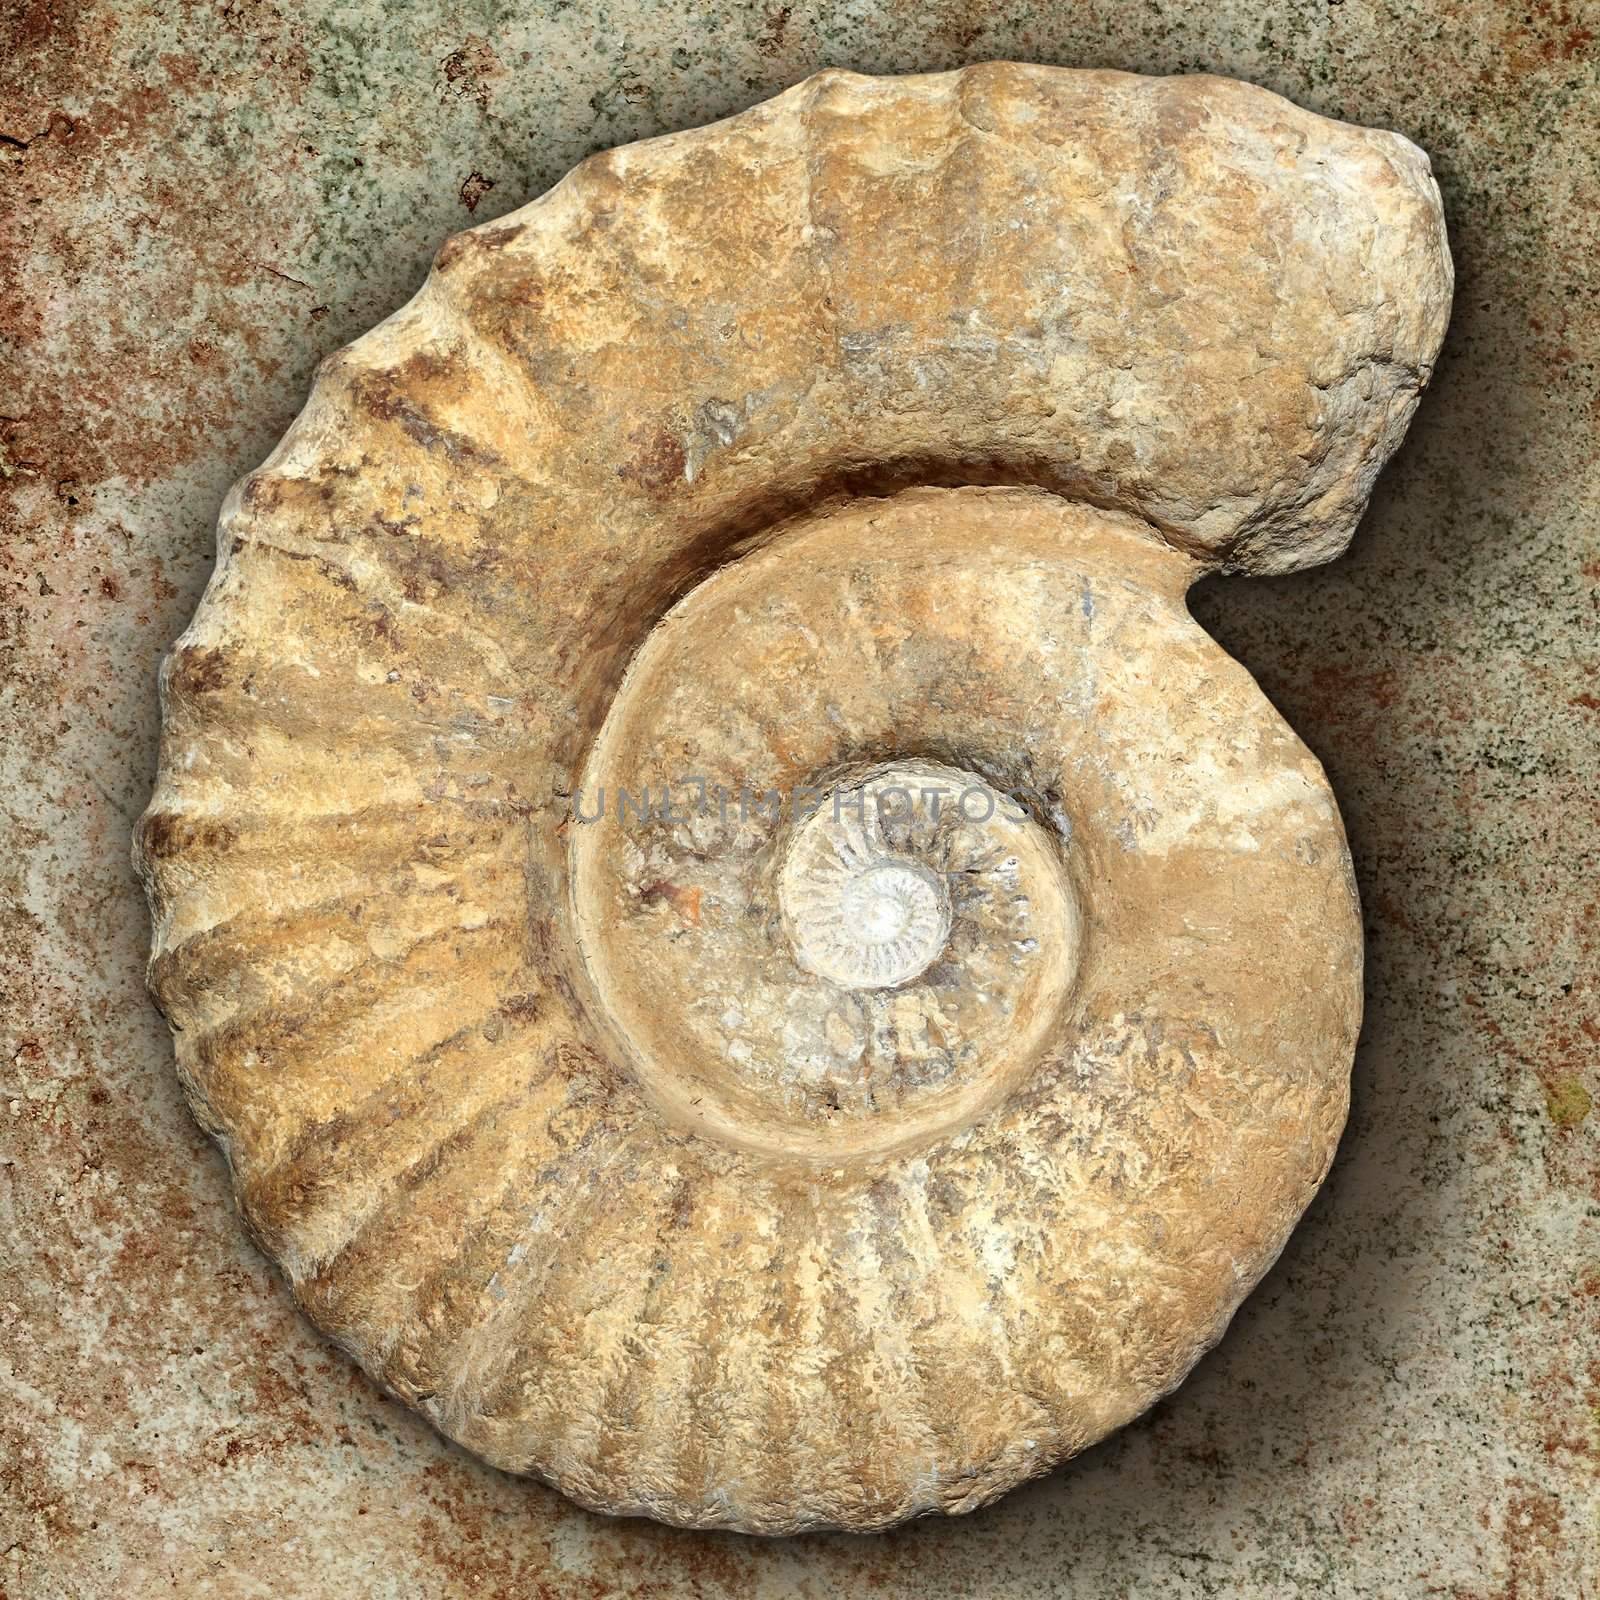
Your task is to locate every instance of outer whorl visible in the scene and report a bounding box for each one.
[135,65,1451,1533]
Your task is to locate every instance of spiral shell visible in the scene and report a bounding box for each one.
[135,65,1451,1532]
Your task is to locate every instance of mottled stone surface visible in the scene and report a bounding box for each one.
[1,0,1596,1591]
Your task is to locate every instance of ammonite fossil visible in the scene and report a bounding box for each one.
[136,65,1452,1533]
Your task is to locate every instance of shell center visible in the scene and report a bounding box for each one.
[786,856,951,989]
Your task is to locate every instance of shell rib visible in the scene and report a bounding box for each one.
[135,64,1451,1533]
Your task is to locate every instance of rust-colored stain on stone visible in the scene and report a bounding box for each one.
[1,0,1596,1593]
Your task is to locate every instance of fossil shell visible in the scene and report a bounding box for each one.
[135,65,1451,1533]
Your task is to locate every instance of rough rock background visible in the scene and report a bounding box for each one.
[0,2,1595,1595]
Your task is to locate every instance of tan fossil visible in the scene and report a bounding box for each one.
[135,65,1452,1533]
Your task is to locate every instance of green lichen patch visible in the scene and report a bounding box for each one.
[1545,1075,1593,1129]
